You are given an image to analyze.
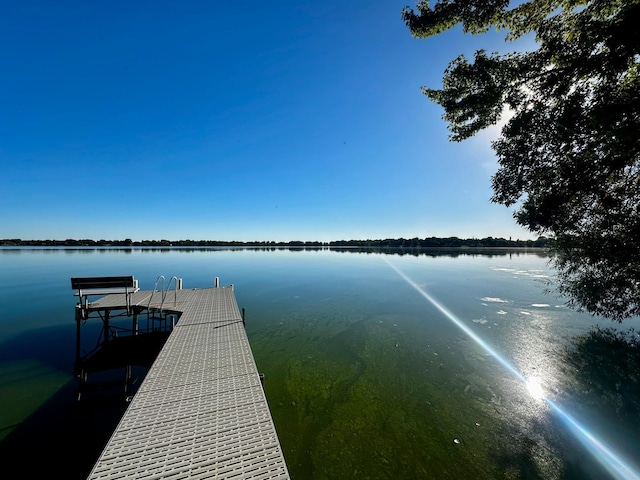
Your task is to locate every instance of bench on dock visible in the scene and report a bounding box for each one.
[71,276,139,316]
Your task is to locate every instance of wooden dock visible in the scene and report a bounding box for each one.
[76,279,290,480]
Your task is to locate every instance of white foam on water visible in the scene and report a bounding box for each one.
[384,258,640,480]
[481,297,508,303]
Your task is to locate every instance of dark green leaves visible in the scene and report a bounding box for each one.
[423,51,519,141]
[406,0,640,320]
[402,0,510,36]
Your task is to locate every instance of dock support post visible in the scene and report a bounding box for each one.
[125,365,132,394]
[242,308,245,327]
[75,305,82,377]
[102,310,111,344]
[133,309,138,336]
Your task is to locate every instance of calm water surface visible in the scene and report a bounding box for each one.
[0,247,639,479]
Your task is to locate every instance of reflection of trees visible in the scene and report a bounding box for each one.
[489,327,640,479]
[550,327,640,478]
[0,244,552,260]
[490,410,612,480]
[329,246,549,258]
[328,236,550,249]
[561,327,640,423]
[2,236,551,249]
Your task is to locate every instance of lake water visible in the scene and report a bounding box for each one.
[1,247,639,479]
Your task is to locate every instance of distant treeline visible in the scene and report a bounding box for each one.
[0,236,551,248]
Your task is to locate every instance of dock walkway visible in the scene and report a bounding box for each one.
[84,285,290,480]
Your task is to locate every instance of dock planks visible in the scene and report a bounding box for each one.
[86,286,290,480]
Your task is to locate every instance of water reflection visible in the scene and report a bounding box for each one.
[1,245,551,259]
[384,257,640,480]
[1,247,639,479]
[525,378,545,400]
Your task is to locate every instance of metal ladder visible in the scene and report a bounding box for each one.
[146,275,180,332]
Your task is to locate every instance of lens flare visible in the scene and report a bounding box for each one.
[384,258,640,480]
[525,378,545,400]
[547,400,640,480]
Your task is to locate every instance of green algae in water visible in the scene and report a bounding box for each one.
[250,305,560,479]
[0,360,69,441]
[2,248,636,480]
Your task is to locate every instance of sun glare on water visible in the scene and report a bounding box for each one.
[383,257,640,480]
[525,378,545,400]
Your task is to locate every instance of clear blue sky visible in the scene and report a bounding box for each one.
[1,1,536,242]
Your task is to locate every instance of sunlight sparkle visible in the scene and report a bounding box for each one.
[383,257,640,480]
